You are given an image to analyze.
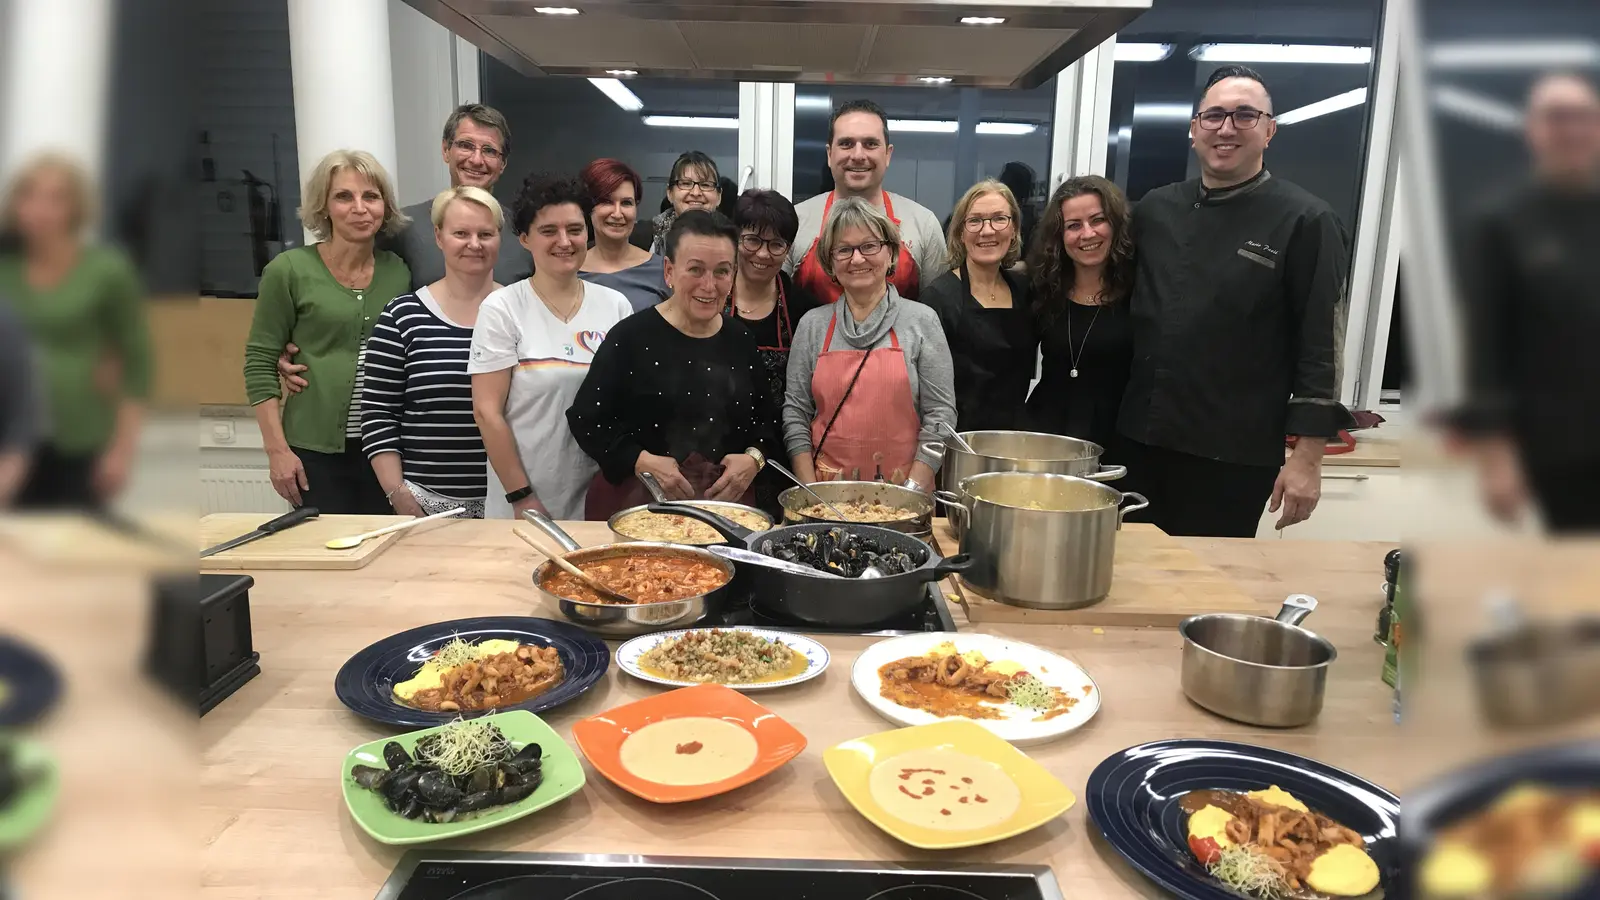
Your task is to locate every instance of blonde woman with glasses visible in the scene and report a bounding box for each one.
[919,179,1036,432]
[243,149,411,513]
[782,197,955,492]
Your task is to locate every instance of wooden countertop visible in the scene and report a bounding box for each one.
[185,519,1424,900]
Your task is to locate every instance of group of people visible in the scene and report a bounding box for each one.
[238,64,1359,538]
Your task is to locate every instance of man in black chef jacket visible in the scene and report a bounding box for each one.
[1116,65,1353,538]
[1453,70,1600,532]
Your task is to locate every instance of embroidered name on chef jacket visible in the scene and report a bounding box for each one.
[1237,239,1279,270]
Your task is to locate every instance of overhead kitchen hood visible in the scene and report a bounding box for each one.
[404,0,1151,89]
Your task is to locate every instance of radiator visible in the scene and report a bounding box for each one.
[200,467,290,515]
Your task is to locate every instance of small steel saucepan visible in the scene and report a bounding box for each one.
[1179,594,1337,728]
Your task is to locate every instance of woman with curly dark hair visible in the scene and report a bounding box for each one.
[1023,175,1135,451]
[469,173,633,520]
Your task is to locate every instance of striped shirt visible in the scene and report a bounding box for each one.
[359,287,487,501]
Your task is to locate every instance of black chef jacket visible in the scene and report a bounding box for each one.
[1117,170,1354,467]
[1453,180,1600,469]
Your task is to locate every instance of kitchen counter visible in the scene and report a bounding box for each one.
[185,519,1420,900]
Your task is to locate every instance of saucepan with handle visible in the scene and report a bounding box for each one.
[1179,594,1337,727]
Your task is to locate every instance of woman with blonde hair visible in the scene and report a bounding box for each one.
[919,178,1035,432]
[0,152,152,509]
[243,149,411,513]
[360,186,503,518]
[783,197,955,491]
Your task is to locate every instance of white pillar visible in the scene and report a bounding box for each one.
[287,0,399,243]
[0,0,114,180]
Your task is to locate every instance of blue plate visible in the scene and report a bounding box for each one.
[1085,739,1400,900]
[1401,739,1600,899]
[334,616,609,728]
[0,636,62,728]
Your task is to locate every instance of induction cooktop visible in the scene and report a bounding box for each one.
[703,583,958,636]
[375,852,1061,900]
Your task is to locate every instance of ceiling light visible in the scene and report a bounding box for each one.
[1114,42,1175,63]
[1432,85,1524,133]
[641,115,740,129]
[975,122,1038,136]
[533,6,580,14]
[960,16,1006,26]
[888,119,958,133]
[588,77,643,111]
[1190,43,1372,65]
[1274,87,1368,125]
[1132,103,1193,121]
[605,69,637,77]
[1428,39,1600,70]
[794,96,833,111]
[919,76,955,85]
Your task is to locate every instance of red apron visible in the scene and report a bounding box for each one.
[808,311,921,484]
[794,191,922,304]
[583,453,756,521]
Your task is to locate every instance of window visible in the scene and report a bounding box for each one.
[482,58,742,220]
[790,79,1059,226]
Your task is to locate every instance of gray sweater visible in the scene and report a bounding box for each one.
[0,298,42,453]
[782,287,956,471]
[383,200,533,291]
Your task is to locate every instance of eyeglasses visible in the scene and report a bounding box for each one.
[451,139,503,160]
[1195,107,1272,130]
[963,213,1013,233]
[831,240,888,262]
[673,179,719,193]
[740,234,790,256]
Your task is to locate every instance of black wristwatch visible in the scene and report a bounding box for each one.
[504,485,534,504]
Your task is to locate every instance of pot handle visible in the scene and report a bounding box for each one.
[646,502,755,544]
[921,552,975,581]
[1117,491,1149,521]
[1085,464,1127,482]
[522,508,582,552]
[920,441,949,461]
[933,489,968,530]
[1276,594,1318,626]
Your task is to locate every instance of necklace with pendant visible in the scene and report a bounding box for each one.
[1066,296,1102,379]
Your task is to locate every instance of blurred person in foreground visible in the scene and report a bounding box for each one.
[1116,65,1353,537]
[243,150,411,513]
[0,297,42,505]
[277,104,528,389]
[0,153,152,510]
[1455,71,1600,533]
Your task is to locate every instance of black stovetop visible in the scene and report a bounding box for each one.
[376,852,1060,900]
[702,583,957,635]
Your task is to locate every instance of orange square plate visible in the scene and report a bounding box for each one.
[572,683,808,803]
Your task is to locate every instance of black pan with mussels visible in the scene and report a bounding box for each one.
[348,719,544,823]
[760,526,926,578]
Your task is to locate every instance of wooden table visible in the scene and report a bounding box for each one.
[184,519,1424,900]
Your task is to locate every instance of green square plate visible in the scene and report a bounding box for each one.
[0,738,58,849]
[340,710,584,845]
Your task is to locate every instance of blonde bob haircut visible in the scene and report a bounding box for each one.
[430,185,504,230]
[945,179,1023,270]
[817,196,903,281]
[0,151,98,237]
[297,149,410,240]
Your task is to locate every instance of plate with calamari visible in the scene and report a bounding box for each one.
[849,633,1100,745]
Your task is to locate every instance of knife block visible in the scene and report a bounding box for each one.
[145,573,260,715]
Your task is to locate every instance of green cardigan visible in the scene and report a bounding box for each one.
[243,245,410,454]
[0,246,153,455]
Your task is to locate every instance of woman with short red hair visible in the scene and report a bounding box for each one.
[578,158,668,313]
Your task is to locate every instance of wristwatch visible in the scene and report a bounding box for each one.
[504,485,534,504]
[901,476,925,492]
[744,446,767,471]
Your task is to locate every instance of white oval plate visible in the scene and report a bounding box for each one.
[616,627,830,692]
[850,632,1101,746]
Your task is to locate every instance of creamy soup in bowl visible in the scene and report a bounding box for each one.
[618,717,759,787]
[867,747,1023,832]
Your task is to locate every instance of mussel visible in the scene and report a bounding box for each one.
[383,766,422,804]
[382,741,412,770]
[349,765,391,791]
[415,769,463,809]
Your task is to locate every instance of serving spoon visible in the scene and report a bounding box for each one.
[939,421,976,454]
[324,506,465,549]
[513,521,635,604]
[762,459,852,522]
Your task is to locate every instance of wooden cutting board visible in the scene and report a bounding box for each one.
[930,521,1266,627]
[199,513,413,570]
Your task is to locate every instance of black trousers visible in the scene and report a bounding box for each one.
[1114,439,1280,538]
[295,442,389,515]
[14,445,102,511]
[1525,457,1600,534]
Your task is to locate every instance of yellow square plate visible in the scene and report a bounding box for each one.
[823,719,1076,850]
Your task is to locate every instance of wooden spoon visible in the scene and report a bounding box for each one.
[513,524,635,604]
[324,507,465,549]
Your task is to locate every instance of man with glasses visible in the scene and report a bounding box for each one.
[1115,65,1353,537]
[1454,71,1600,532]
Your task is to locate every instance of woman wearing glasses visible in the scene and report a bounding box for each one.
[783,197,955,491]
[725,189,820,512]
[919,180,1035,433]
[578,157,669,313]
[645,151,723,257]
